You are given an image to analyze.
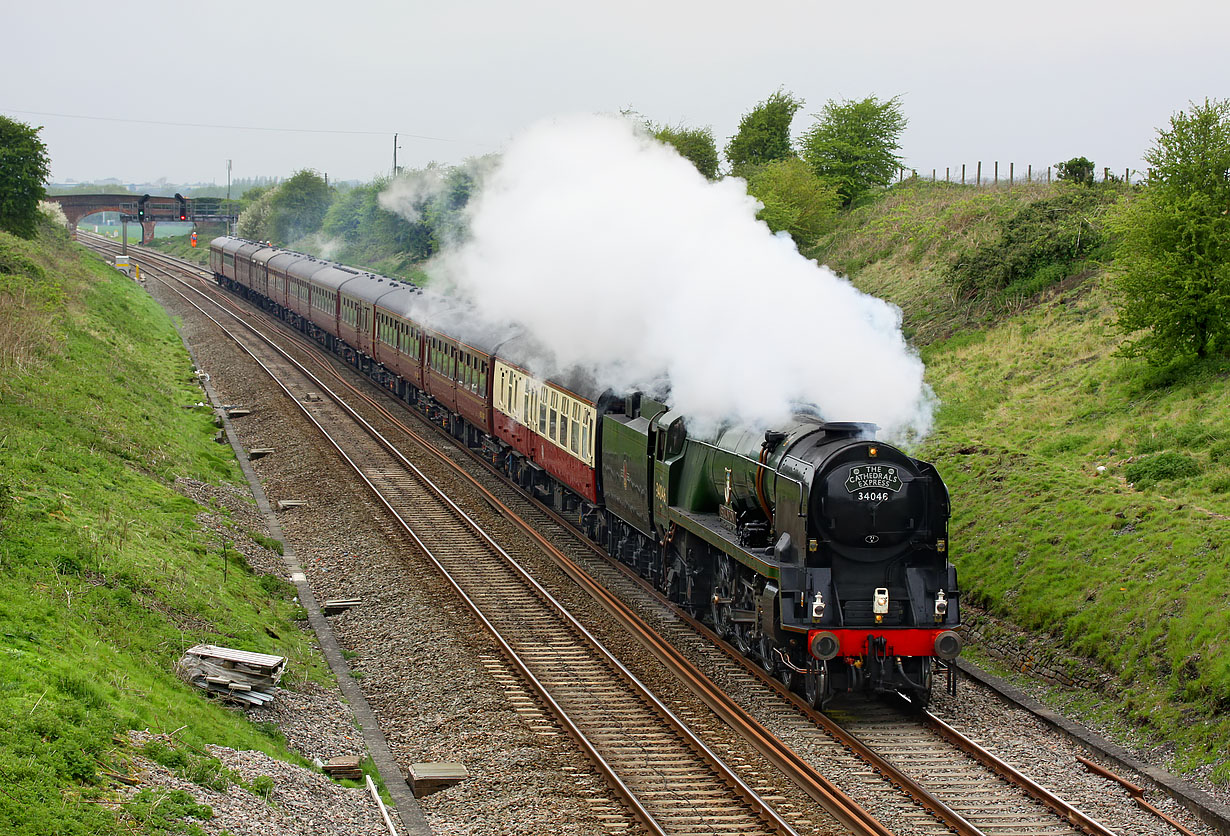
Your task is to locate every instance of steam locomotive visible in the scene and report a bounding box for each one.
[211,236,961,706]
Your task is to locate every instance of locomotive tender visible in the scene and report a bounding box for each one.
[211,236,961,706]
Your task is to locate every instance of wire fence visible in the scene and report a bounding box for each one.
[899,162,1140,186]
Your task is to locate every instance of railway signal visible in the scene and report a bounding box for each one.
[175,193,187,221]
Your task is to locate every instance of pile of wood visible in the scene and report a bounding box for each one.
[176,644,285,706]
[322,756,364,781]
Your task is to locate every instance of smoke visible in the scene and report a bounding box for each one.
[409,114,935,442]
[378,156,499,249]
[377,167,450,223]
[310,235,345,260]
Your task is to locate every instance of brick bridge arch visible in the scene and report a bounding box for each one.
[45,193,229,244]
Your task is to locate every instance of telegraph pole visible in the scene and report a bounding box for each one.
[392,133,398,177]
[225,159,233,234]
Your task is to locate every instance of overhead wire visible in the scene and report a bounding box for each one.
[0,107,451,142]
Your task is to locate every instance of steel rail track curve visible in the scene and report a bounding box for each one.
[106,243,888,836]
[86,234,1217,836]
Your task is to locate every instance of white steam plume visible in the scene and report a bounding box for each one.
[377,167,450,223]
[415,113,935,442]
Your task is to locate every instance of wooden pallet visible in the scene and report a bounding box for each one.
[177,644,285,706]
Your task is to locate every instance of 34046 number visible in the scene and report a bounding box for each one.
[856,491,890,502]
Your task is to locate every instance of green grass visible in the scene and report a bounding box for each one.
[0,219,332,834]
[833,181,1230,781]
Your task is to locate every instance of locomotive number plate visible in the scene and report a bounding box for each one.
[856,490,890,502]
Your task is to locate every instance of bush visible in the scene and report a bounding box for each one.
[944,186,1115,300]
[0,117,51,239]
[1123,451,1201,489]
[1109,99,1230,362]
[1056,156,1095,185]
[744,158,840,245]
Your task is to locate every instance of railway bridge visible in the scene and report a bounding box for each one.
[46,193,235,243]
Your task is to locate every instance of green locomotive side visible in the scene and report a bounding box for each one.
[599,396,667,537]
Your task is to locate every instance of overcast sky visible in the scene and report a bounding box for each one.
[6,0,1227,186]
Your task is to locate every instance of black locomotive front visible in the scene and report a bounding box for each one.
[793,429,961,704]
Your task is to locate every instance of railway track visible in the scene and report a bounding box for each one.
[81,234,1221,836]
[84,235,896,835]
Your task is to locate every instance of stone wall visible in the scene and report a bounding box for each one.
[958,605,1113,693]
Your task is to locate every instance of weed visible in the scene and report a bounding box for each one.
[124,788,213,835]
[258,574,296,598]
[144,738,239,793]
[249,774,275,801]
[1124,452,1201,489]
[943,186,1116,303]
[251,532,284,554]
[1037,434,1091,456]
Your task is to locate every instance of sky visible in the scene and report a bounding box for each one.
[5,0,1228,186]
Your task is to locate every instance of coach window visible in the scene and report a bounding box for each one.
[548,391,558,442]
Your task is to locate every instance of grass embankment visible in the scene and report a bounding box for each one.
[0,220,332,834]
[826,180,1230,780]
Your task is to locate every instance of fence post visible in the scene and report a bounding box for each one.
[1010,162,1014,184]
[962,164,966,184]
[1124,167,1130,183]
[946,166,950,183]
[932,168,936,181]
[994,161,998,185]
[977,161,982,186]
[1047,166,1052,184]
[1028,164,1032,182]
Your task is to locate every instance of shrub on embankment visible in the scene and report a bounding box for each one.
[0,218,327,834]
[825,179,1230,781]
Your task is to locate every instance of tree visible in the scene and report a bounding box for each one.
[1056,156,1095,185]
[650,123,719,180]
[268,169,332,244]
[745,158,840,246]
[725,89,803,174]
[800,95,907,207]
[236,189,273,240]
[0,116,52,239]
[1109,98,1230,361]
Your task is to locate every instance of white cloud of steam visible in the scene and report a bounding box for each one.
[421,113,934,442]
[311,235,345,260]
[377,168,449,223]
